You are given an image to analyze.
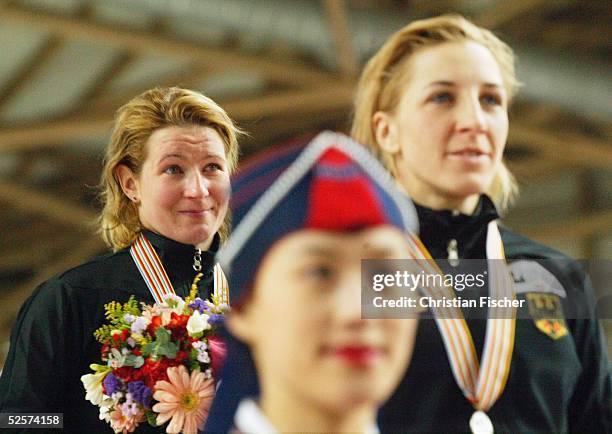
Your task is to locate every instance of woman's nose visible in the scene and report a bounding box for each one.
[185,172,209,198]
[456,96,487,133]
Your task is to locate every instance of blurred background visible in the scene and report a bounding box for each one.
[0,0,610,367]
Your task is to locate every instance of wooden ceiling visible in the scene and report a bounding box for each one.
[0,0,610,363]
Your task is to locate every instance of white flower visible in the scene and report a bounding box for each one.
[98,396,114,422]
[186,310,210,336]
[191,341,207,351]
[107,348,125,369]
[196,350,211,364]
[191,340,211,363]
[162,294,185,313]
[81,371,107,405]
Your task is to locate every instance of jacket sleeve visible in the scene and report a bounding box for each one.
[0,277,72,417]
[567,267,612,433]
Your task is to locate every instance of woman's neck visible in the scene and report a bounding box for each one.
[398,180,481,215]
[196,237,213,251]
[260,388,376,433]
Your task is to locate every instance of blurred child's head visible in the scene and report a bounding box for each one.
[218,132,420,418]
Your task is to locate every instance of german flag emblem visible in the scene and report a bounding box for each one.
[527,293,568,340]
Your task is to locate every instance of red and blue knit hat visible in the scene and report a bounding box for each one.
[217,131,418,303]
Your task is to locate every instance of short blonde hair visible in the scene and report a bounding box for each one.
[98,87,242,251]
[351,14,519,211]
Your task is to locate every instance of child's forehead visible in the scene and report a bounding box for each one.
[269,226,407,256]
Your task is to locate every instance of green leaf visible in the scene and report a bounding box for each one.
[146,411,158,426]
[142,327,178,359]
[124,354,145,368]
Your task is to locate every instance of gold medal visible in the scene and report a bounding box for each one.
[470,410,493,434]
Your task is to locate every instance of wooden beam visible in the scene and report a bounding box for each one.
[224,83,354,119]
[0,118,112,152]
[542,22,612,51]
[506,157,571,181]
[0,83,355,151]
[0,179,97,226]
[322,0,358,76]
[0,218,53,250]
[240,106,350,156]
[83,63,234,117]
[0,246,52,270]
[0,3,335,86]
[474,0,551,29]
[77,52,136,105]
[509,123,612,169]
[0,35,63,110]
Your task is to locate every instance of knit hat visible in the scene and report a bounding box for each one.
[217,131,418,304]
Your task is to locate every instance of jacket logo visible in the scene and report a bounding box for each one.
[526,293,568,340]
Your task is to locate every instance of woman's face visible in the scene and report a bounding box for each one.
[374,41,509,211]
[229,226,419,415]
[118,125,230,248]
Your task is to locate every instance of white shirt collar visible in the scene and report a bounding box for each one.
[234,398,380,434]
[234,398,278,434]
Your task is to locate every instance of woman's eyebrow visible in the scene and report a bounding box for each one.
[158,153,185,163]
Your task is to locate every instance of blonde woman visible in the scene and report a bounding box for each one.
[352,14,610,434]
[0,87,241,433]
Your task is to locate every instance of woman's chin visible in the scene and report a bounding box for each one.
[443,178,492,201]
[174,228,217,248]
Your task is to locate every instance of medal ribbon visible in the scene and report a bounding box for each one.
[404,221,516,412]
[130,233,230,306]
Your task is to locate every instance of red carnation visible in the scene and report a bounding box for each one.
[147,315,163,335]
[113,366,137,382]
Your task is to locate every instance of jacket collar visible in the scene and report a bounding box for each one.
[415,195,499,234]
[414,195,499,259]
[140,229,220,279]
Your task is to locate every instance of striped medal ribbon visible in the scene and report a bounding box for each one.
[130,233,230,305]
[404,221,516,429]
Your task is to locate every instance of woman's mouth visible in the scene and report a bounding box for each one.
[179,209,211,217]
[326,345,384,367]
[447,148,490,164]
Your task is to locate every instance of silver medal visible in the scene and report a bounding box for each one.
[469,410,493,434]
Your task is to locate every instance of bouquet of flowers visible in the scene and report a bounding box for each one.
[81,281,229,434]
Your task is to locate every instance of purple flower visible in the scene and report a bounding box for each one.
[130,316,149,335]
[208,314,224,326]
[127,381,152,408]
[103,373,121,395]
[188,298,209,313]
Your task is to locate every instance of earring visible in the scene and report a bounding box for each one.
[132,196,139,203]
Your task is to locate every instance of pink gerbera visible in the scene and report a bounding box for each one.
[109,405,144,433]
[152,365,215,434]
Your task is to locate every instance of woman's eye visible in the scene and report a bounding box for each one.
[430,92,453,104]
[163,165,182,175]
[481,94,502,106]
[204,163,223,172]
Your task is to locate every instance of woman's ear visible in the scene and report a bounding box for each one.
[372,111,401,155]
[115,164,140,203]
